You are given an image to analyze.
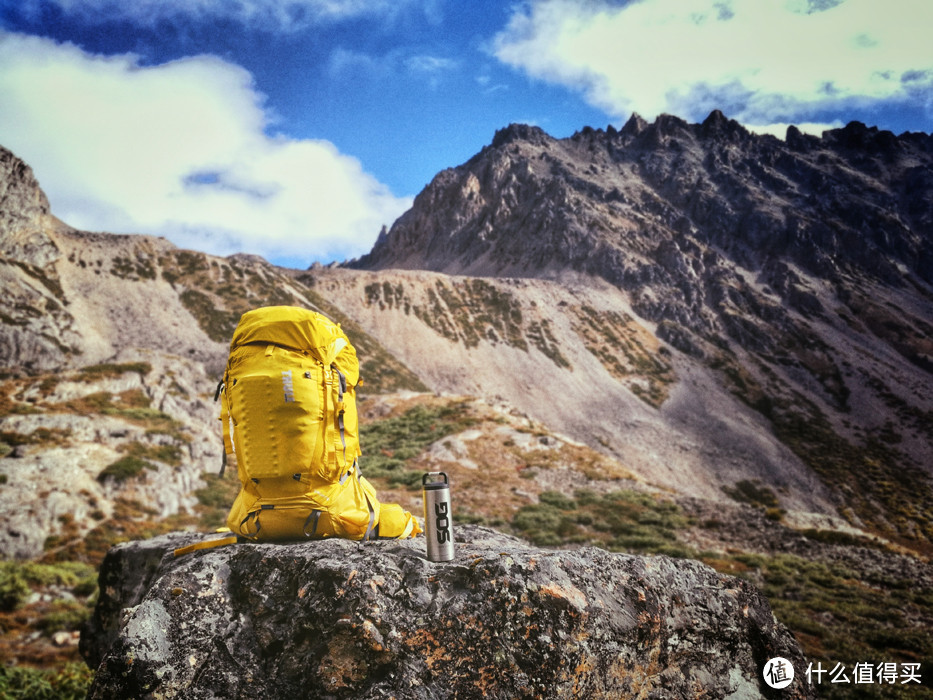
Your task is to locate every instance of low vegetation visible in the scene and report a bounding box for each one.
[358,400,477,487]
[0,663,92,700]
[193,471,242,529]
[363,278,571,368]
[770,399,933,552]
[511,488,691,557]
[722,479,785,521]
[0,560,98,698]
[76,362,152,381]
[721,553,933,700]
[572,305,676,407]
[506,489,933,700]
[716,353,933,554]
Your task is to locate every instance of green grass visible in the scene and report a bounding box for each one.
[0,662,93,700]
[117,440,183,467]
[510,488,693,557]
[194,471,242,528]
[715,351,933,552]
[572,305,675,407]
[94,438,186,483]
[35,600,92,635]
[0,561,97,612]
[504,486,933,699]
[363,278,572,369]
[111,256,157,280]
[76,362,151,380]
[359,401,476,487]
[179,289,240,343]
[721,479,785,520]
[97,455,155,482]
[0,427,72,450]
[769,399,933,550]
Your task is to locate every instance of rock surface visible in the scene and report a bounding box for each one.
[0,351,221,559]
[82,526,813,699]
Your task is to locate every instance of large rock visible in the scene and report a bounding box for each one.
[82,526,814,699]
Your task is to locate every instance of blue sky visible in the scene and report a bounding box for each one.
[0,0,930,268]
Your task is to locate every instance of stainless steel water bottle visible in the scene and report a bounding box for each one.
[422,471,454,562]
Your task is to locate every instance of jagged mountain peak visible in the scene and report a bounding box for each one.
[352,111,933,286]
[0,145,62,269]
[490,122,552,149]
[0,146,50,225]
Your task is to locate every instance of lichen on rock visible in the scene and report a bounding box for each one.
[82,526,813,699]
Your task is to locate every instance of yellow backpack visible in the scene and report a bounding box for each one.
[218,306,421,541]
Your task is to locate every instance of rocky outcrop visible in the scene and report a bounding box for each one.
[0,146,54,262]
[82,526,813,699]
[0,351,221,559]
[349,112,933,372]
[0,146,77,370]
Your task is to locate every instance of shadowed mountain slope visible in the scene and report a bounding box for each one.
[345,112,933,549]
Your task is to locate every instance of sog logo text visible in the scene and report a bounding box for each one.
[281,371,295,403]
[434,501,451,544]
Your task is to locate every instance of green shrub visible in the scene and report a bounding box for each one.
[118,440,183,467]
[722,479,780,508]
[539,491,576,510]
[359,402,475,487]
[0,560,97,611]
[0,564,31,611]
[97,455,154,482]
[77,362,151,379]
[36,600,91,635]
[713,550,933,696]
[0,663,93,700]
[510,489,689,555]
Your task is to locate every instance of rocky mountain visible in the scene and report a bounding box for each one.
[345,112,933,551]
[2,114,933,696]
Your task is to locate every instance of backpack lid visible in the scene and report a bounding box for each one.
[231,306,358,377]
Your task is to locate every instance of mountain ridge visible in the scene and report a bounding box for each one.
[341,111,933,550]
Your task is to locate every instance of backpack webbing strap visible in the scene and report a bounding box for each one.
[173,535,239,557]
[334,367,348,466]
[214,378,228,477]
[238,509,265,539]
[363,491,377,541]
[303,509,323,538]
[398,517,415,539]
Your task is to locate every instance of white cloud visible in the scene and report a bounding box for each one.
[405,55,457,75]
[492,0,933,130]
[16,0,426,31]
[747,121,845,140]
[0,32,411,264]
[327,47,457,88]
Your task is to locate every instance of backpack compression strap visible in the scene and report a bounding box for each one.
[173,534,239,557]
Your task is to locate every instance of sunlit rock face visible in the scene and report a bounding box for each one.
[82,526,814,699]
